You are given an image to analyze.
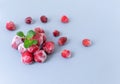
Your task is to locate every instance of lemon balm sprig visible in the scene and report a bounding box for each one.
[17,30,38,48]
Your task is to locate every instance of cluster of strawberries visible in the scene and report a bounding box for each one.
[11,27,71,64]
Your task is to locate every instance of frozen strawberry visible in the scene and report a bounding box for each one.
[27,45,39,53]
[34,27,45,33]
[58,37,67,46]
[40,15,48,23]
[61,49,71,58]
[61,15,69,23]
[82,39,92,47]
[40,33,47,42]
[53,30,60,37]
[6,21,16,31]
[42,41,55,54]
[34,50,47,63]
[32,32,44,46]
[11,35,23,49]
[21,51,34,64]
[25,17,32,24]
[18,43,27,53]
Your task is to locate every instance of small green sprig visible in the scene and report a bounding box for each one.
[16,30,38,48]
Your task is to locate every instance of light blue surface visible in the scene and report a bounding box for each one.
[0,0,120,84]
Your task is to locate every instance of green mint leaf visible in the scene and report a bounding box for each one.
[26,30,35,39]
[24,39,33,48]
[16,31,25,37]
[32,40,38,45]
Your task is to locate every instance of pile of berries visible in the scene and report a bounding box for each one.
[11,27,71,64]
[8,15,92,64]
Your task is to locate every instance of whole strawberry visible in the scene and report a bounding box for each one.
[34,50,47,63]
[21,51,34,64]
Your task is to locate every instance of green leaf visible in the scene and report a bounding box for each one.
[24,39,38,48]
[32,40,38,45]
[16,31,25,37]
[24,39,33,48]
[26,30,35,39]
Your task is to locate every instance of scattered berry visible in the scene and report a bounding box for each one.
[34,50,47,63]
[25,17,32,24]
[58,37,67,46]
[53,30,60,37]
[82,39,92,47]
[40,15,48,23]
[27,45,39,53]
[6,21,16,31]
[34,27,45,33]
[61,15,69,23]
[11,35,23,49]
[21,51,34,64]
[43,41,55,54]
[61,49,71,58]
[18,43,27,53]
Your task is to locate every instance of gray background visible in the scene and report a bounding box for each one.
[0,0,120,84]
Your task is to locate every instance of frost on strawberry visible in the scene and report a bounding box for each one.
[11,35,23,49]
[18,43,27,53]
[34,50,47,63]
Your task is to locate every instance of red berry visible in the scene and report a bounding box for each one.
[11,35,23,49]
[58,37,67,46]
[34,50,47,63]
[21,51,34,64]
[40,15,48,23]
[40,33,47,43]
[18,43,27,53]
[25,17,32,24]
[53,30,60,37]
[61,49,71,58]
[61,15,69,23]
[6,21,16,31]
[34,27,45,33]
[27,45,39,53]
[82,39,92,47]
[43,41,55,54]
[32,32,44,46]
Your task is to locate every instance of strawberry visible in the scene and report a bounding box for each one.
[21,51,34,64]
[27,45,39,53]
[61,49,71,58]
[18,43,27,53]
[6,21,16,31]
[61,15,69,23]
[34,27,45,33]
[58,37,67,46]
[11,35,23,49]
[42,41,55,54]
[34,50,47,63]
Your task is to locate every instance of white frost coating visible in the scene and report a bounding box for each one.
[18,43,27,53]
[11,35,23,49]
[39,50,47,62]
[34,50,47,63]
[21,55,33,64]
